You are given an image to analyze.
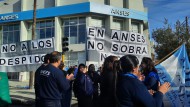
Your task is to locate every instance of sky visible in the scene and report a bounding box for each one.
[143,0,190,39]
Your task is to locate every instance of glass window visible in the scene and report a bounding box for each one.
[113,19,123,30]
[131,22,139,33]
[62,17,86,44]
[104,0,110,5]
[1,23,20,44]
[91,17,105,28]
[28,19,55,39]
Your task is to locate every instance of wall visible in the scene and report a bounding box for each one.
[58,0,89,6]
[110,0,123,8]
[128,0,144,12]
[0,0,21,14]
[22,0,55,11]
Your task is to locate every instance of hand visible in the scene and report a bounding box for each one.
[158,82,170,94]
[66,73,74,81]
[148,89,155,95]
[138,74,145,81]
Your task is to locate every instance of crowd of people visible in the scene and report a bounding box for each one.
[34,51,170,107]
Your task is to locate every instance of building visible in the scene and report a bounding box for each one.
[0,0,151,81]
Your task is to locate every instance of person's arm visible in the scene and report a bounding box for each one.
[56,70,70,91]
[147,77,158,90]
[134,80,163,107]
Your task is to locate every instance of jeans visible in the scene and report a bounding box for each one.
[36,100,61,107]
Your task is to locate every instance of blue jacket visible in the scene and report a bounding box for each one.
[117,73,163,107]
[144,72,160,91]
[35,64,70,100]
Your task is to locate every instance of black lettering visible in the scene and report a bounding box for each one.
[112,44,119,52]
[121,32,129,42]
[32,42,38,49]
[97,29,105,39]
[8,58,13,65]
[136,34,141,43]
[46,40,52,47]
[120,45,128,53]
[2,45,8,53]
[130,34,135,42]
[38,41,45,48]
[35,56,40,63]
[10,44,16,52]
[111,31,120,41]
[100,53,108,62]
[88,41,95,50]
[29,56,32,63]
[41,55,45,62]
[142,47,147,54]
[0,59,6,65]
[88,28,95,37]
[136,46,141,54]
[22,57,26,64]
[129,46,135,53]
[142,36,145,43]
[97,42,104,50]
[21,43,27,51]
[15,58,19,64]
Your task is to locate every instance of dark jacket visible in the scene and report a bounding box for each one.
[35,64,70,100]
[117,74,163,107]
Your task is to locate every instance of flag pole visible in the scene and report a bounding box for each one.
[155,43,184,65]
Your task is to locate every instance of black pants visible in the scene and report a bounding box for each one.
[36,99,61,107]
[78,96,93,107]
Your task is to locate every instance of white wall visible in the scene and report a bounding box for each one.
[0,0,21,14]
[22,0,55,11]
[58,0,89,6]
[110,0,123,8]
[128,0,144,12]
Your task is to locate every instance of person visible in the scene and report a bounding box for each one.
[117,55,170,107]
[73,64,93,107]
[140,57,160,92]
[35,51,74,107]
[88,64,101,107]
[99,56,118,107]
[34,53,51,107]
[59,62,75,107]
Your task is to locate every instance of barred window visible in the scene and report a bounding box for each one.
[1,23,20,44]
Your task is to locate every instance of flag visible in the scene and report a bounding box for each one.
[156,44,190,107]
[0,72,12,106]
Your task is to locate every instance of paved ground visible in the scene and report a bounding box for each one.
[8,80,78,107]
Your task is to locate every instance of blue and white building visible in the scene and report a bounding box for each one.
[0,0,151,81]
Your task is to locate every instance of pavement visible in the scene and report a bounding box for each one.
[8,80,78,107]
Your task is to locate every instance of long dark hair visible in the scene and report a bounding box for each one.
[102,55,118,74]
[120,55,139,73]
[141,57,157,76]
[88,64,95,80]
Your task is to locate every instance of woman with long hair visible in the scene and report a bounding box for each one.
[99,55,118,107]
[117,55,170,107]
[141,57,160,92]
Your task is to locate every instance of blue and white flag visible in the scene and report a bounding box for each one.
[156,44,190,107]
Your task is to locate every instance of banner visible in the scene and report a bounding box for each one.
[86,27,150,64]
[156,44,190,107]
[0,38,54,72]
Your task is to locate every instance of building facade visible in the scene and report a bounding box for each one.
[0,0,151,81]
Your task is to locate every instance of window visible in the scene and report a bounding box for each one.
[131,22,139,33]
[91,17,105,28]
[28,19,54,39]
[113,19,123,30]
[123,0,127,8]
[62,17,86,44]
[1,23,20,44]
[104,0,110,5]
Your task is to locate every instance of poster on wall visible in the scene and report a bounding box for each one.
[86,27,150,65]
[0,38,55,72]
